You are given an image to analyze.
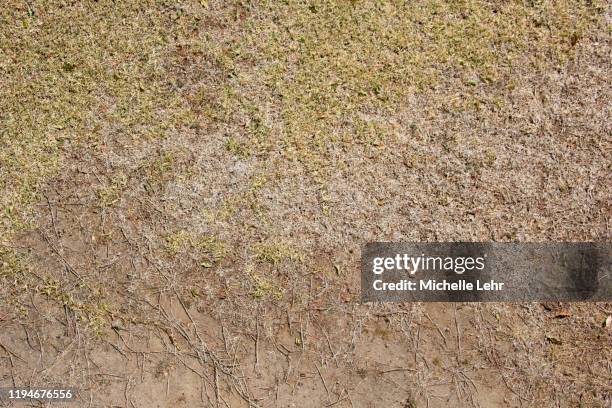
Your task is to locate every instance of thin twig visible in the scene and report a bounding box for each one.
[424,312,447,346]
[454,304,461,355]
[254,314,260,371]
[315,363,330,396]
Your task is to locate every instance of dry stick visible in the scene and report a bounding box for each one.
[315,363,330,396]
[284,357,292,384]
[299,316,305,352]
[214,364,221,408]
[44,192,60,239]
[275,382,280,407]
[274,341,291,357]
[254,314,260,372]
[452,371,462,402]
[161,328,229,408]
[339,378,367,408]
[21,325,36,353]
[221,325,230,355]
[239,365,255,408]
[0,342,25,363]
[378,367,417,374]
[84,347,93,408]
[35,330,44,369]
[145,298,207,364]
[500,373,530,405]
[145,285,225,397]
[138,352,144,382]
[120,226,135,248]
[166,374,170,399]
[115,330,138,354]
[374,310,412,317]
[106,340,128,359]
[286,309,292,331]
[201,375,209,405]
[468,392,478,408]
[0,242,31,250]
[124,377,131,408]
[304,312,310,351]
[324,388,350,407]
[453,304,461,355]
[314,320,339,367]
[459,371,477,392]
[64,304,73,337]
[414,324,420,366]
[39,230,83,280]
[173,289,208,359]
[424,312,447,346]
[173,354,206,379]
[230,337,240,372]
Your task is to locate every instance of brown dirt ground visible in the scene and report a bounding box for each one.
[1,1,611,407]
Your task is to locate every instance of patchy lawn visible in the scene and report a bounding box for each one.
[1,1,610,407]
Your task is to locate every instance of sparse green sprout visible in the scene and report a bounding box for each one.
[252,242,302,265]
[156,152,175,175]
[484,149,497,166]
[88,314,108,336]
[164,230,192,256]
[226,136,250,157]
[203,197,238,223]
[251,274,283,300]
[0,249,28,278]
[62,62,76,73]
[196,235,227,262]
[189,85,223,121]
[96,173,128,207]
[143,151,179,192]
[249,173,269,192]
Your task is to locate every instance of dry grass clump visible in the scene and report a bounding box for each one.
[250,273,284,300]
[1,1,199,242]
[205,0,606,179]
[252,241,303,265]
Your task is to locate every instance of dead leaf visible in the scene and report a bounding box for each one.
[603,315,611,328]
[333,263,341,275]
[554,311,572,319]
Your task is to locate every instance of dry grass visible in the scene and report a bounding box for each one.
[0,0,610,406]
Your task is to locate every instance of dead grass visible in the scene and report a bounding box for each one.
[207,0,607,181]
[0,0,610,406]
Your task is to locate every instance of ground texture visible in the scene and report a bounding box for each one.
[0,1,611,407]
